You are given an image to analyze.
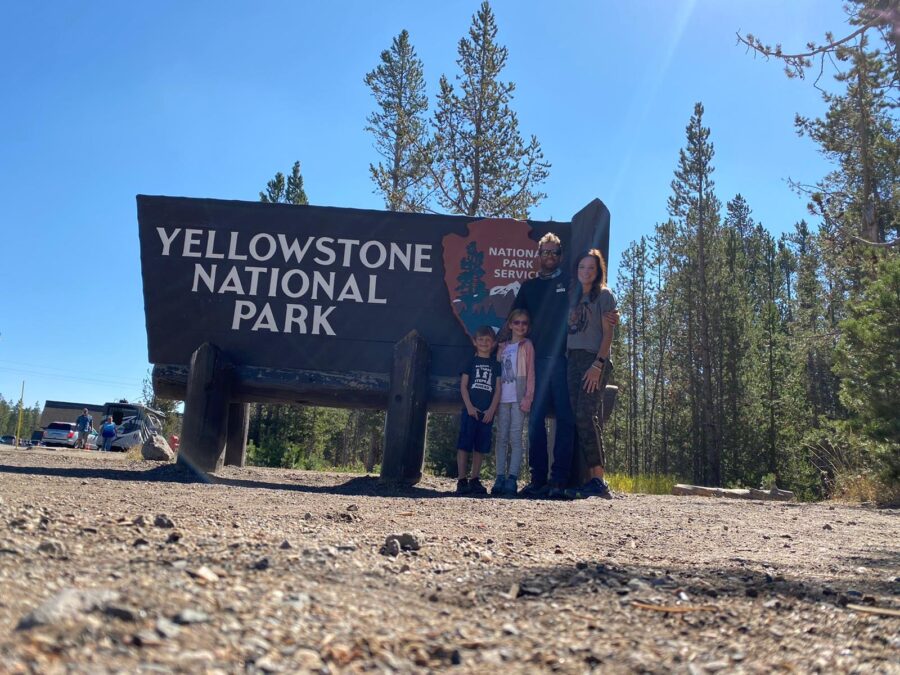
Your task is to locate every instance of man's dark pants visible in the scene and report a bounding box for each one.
[528,354,575,486]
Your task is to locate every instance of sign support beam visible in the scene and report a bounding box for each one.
[380,331,430,485]
[178,343,230,476]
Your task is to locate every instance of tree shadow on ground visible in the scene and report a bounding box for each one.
[0,463,456,499]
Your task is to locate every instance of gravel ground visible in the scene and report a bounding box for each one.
[0,447,897,674]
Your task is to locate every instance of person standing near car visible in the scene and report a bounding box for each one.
[99,416,117,452]
[75,408,93,449]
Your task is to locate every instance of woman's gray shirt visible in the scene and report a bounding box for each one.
[567,287,616,351]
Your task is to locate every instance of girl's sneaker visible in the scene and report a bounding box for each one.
[504,476,518,496]
[491,476,506,496]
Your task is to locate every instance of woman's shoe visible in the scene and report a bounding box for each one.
[567,477,612,499]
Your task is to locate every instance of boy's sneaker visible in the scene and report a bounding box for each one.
[456,478,471,495]
[567,477,613,500]
[520,481,549,498]
[504,476,518,496]
[491,476,506,496]
[468,478,488,495]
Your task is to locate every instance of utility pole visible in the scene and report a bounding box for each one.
[15,381,24,449]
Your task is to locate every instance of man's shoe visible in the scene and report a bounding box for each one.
[570,477,613,500]
[520,481,549,498]
[504,476,518,496]
[547,483,572,500]
[456,478,471,495]
[491,476,506,496]
[468,478,488,495]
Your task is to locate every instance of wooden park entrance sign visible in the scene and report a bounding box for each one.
[138,195,611,482]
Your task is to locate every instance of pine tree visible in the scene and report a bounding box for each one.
[668,102,723,485]
[834,253,900,480]
[739,0,899,248]
[364,30,430,212]
[428,1,549,218]
[259,161,308,205]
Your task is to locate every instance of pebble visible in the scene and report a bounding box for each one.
[387,532,421,551]
[173,608,209,625]
[16,588,120,630]
[153,514,175,528]
[294,649,325,670]
[36,539,66,557]
[381,538,402,557]
[0,541,21,555]
[187,566,219,583]
[133,630,163,647]
[155,617,181,638]
[104,604,141,622]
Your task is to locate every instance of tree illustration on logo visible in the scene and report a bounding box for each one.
[456,241,487,301]
[455,241,494,335]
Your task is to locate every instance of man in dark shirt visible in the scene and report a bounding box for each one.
[511,233,574,498]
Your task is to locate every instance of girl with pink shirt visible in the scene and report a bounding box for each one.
[491,309,536,496]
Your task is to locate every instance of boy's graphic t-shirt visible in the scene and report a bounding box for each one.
[500,342,519,403]
[462,355,502,412]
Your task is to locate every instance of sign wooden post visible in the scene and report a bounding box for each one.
[380,331,430,485]
[224,402,250,467]
[178,343,231,475]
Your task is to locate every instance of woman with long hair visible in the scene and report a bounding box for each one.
[565,249,616,499]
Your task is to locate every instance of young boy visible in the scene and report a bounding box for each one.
[457,325,502,495]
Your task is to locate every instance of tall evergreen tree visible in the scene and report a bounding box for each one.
[668,102,724,485]
[739,0,899,248]
[364,30,430,212]
[834,253,900,482]
[259,161,308,205]
[428,1,549,218]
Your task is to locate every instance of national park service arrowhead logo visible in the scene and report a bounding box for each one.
[442,219,538,339]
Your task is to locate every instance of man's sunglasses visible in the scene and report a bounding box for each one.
[511,320,529,326]
[539,249,562,257]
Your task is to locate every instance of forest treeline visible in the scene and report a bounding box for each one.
[0,397,41,441]
[233,1,900,501]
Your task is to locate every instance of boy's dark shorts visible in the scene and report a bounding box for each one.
[457,409,493,454]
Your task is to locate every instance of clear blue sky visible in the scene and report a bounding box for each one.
[0,0,847,411]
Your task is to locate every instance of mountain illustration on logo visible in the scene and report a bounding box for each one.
[442,219,538,339]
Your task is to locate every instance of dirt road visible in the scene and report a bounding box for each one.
[0,448,897,673]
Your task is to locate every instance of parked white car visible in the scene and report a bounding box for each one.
[42,423,99,449]
[42,422,79,447]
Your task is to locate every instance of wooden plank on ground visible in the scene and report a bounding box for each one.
[672,484,794,501]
